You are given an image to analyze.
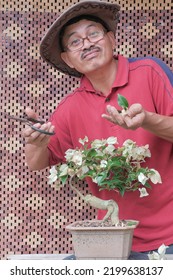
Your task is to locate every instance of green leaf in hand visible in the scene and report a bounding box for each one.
[117,94,129,110]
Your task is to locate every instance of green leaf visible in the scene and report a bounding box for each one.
[109,156,126,167]
[86,149,97,158]
[117,94,129,110]
[126,220,138,226]
[60,175,68,185]
[96,172,109,185]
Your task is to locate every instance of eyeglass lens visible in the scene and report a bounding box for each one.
[67,30,105,51]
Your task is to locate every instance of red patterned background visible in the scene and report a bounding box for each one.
[0,0,173,259]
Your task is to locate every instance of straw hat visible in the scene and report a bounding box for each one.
[40,0,120,77]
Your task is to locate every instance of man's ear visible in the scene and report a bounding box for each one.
[61,52,74,68]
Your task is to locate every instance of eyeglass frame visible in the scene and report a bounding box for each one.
[64,29,107,52]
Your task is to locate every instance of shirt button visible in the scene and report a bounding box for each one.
[105,98,110,102]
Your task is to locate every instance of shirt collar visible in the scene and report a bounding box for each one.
[80,55,129,93]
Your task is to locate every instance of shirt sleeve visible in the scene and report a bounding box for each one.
[150,58,173,116]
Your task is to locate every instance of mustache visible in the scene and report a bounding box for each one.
[81,46,101,59]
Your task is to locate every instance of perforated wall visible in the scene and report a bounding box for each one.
[0,0,173,259]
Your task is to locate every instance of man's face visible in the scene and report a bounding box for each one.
[61,19,115,76]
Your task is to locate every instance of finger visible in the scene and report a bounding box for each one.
[124,113,145,129]
[22,125,36,138]
[24,128,49,144]
[22,124,43,143]
[25,107,38,119]
[31,126,55,135]
[22,123,47,143]
[102,113,125,126]
[31,122,50,135]
[32,122,55,135]
[126,104,143,118]
[105,105,125,125]
[23,122,54,137]
[48,123,55,134]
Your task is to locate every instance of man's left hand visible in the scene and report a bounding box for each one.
[102,103,146,130]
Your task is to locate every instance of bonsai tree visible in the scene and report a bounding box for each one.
[48,136,162,225]
[48,95,162,226]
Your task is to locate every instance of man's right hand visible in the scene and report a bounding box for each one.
[23,108,55,171]
[22,107,55,146]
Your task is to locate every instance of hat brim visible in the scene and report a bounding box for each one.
[40,1,120,77]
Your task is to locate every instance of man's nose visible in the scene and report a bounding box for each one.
[82,37,93,48]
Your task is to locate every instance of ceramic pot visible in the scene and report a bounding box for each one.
[66,219,139,260]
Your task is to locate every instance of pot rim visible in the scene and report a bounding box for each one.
[66,219,139,231]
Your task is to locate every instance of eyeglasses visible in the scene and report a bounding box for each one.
[65,30,106,52]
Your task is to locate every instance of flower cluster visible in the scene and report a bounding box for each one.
[148,244,169,260]
[48,136,162,197]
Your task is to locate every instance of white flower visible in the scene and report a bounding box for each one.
[68,168,76,177]
[138,173,148,185]
[92,177,98,184]
[105,144,115,155]
[138,187,149,197]
[59,164,68,176]
[47,166,58,184]
[76,166,89,177]
[92,175,103,184]
[158,244,169,258]
[149,169,162,184]
[79,136,88,146]
[91,139,106,148]
[121,108,128,116]
[123,139,135,147]
[148,251,160,260]
[71,151,83,166]
[100,160,107,168]
[122,140,135,159]
[106,136,118,145]
[65,150,83,166]
[148,244,169,260]
[122,141,151,162]
[95,149,104,157]
[133,145,151,160]
[65,149,76,161]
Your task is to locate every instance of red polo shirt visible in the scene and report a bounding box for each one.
[48,55,173,252]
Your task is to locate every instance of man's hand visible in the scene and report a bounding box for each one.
[23,108,55,170]
[22,107,55,146]
[102,103,146,130]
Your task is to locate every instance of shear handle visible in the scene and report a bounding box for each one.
[31,125,55,135]
[25,117,45,124]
